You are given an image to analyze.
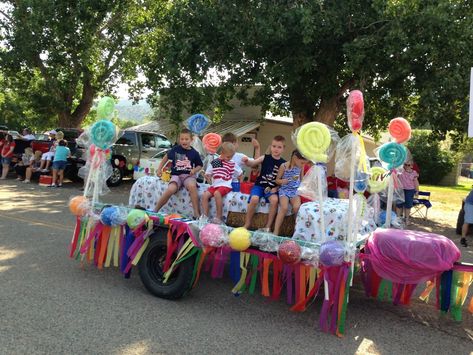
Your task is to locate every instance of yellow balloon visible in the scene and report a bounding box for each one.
[228,227,251,251]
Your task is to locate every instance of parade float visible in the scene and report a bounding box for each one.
[68,95,473,337]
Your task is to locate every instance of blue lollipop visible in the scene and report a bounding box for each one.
[378,142,407,170]
[91,119,117,149]
[186,114,210,135]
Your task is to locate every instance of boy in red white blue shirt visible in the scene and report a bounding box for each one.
[202,142,242,222]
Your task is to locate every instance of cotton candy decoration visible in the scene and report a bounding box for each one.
[347,90,364,132]
[277,240,302,264]
[388,117,411,144]
[200,223,226,247]
[319,240,345,267]
[202,133,222,154]
[186,114,210,135]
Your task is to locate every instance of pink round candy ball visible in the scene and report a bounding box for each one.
[200,223,225,247]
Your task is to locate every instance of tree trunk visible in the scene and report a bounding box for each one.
[292,111,313,128]
[57,80,95,128]
[314,95,342,127]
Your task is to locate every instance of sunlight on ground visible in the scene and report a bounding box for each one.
[0,246,24,262]
[355,338,378,355]
[115,340,151,355]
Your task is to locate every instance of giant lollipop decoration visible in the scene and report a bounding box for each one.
[346,90,364,132]
[296,122,331,242]
[378,117,411,227]
[367,166,388,226]
[186,114,210,135]
[202,133,222,154]
[82,97,119,205]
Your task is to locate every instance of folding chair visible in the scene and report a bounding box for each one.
[411,191,432,219]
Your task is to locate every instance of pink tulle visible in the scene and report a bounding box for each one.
[366,228,460,284]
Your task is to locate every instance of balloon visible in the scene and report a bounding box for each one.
[378,142,407,170]
[96,96,115,120]
[126,209,148,229]
[100,206,127,226]
[69,196,90,216]
[200,223,226,247]
[388,117,411,144]
[228,227,251,251]
[202,133,222,154]
[91,120,117,149]
[278,240,302,264]
[296,122,331,163]
[368,166,388,193]
[186,114,210,135]
[319,240,345,267]
[347,90,364,132]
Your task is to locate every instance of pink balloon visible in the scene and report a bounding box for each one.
[200,223,225,247]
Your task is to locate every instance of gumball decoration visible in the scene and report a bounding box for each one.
[186,114,210,135]
[90,119,117,149]
[69,195,90,216]
[100,206,127,226]
[200,223,226,247]
[346,90,364,132]
[126,209,148,229]
[96,96,115,120]
[228,227,251,251]
[278,240,302,264]
[319,240,345,267]
[388,117,411,144]
[202,133,222,154]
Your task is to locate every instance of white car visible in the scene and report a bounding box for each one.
[133,150,168,180]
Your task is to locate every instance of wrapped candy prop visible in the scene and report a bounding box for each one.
[251,230,279,252]
[200,223,226,247]
[228,227,251,251]
[202,133,222,154]
[346,90,364,132]
[319,240,345,267]
[301,246,319,267]
[278,240,302,264]
[388,117,411,144]
[126,209,149,230]
[100,206,128,226]
[69,195,90,216]
[295,122,332,242]
[297,164,327,201]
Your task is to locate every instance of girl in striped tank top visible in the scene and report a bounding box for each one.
[273,150,307,236]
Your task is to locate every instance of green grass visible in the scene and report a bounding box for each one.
[419,176,472,214]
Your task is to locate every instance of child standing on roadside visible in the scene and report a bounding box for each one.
[50,139,70,187]
[273,150,307,236]
[396,161,419,225]
[202,142,242,222]
[1,134,16,180]
[155,128,203,218]
[243,135,286,231]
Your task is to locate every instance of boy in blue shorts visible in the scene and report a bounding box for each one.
[243,135,286,231]
[50,139,70,187]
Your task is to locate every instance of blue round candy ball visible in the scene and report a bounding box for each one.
[379,210,397,225]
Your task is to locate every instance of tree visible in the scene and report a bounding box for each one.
[0,0,150,128]
[139,1,473,136]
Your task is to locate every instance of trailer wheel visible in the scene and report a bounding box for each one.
[138,230,195,300]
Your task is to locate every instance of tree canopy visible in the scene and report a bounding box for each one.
[0,0,149,128]
[138,1,473,138]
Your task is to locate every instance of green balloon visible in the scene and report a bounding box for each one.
[97,96,115,119]
[126,209,148,229]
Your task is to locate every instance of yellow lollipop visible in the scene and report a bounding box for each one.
[368,166,388,193]
[296,122,331,162]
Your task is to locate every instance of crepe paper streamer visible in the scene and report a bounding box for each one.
[336,268,352,337]
[296,122,331,163]
[96,96,115,120]
[202,133,222,154]
[347,90,364,132]
[388,117,411,144]
[163,238,199,283]
[378,142,407,170]
[232,252,251,294]
[90,119,117,150]
[97,225,112,269]
[368,166,388,193]
[186,114,210,135]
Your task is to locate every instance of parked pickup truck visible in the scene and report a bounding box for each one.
[75,129,172,186]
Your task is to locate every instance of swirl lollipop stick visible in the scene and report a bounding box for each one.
[296,122,331,242]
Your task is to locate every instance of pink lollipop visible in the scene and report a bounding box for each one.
[347,90,364,132]
[388,117,411,143]
[202,133,222,154]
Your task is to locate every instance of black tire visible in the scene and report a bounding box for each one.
[138,228,195,300]
[107,165,123,187]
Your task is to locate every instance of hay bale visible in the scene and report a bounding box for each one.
[226,212,295,237]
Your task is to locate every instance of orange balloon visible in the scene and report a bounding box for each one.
[69,196,90,216]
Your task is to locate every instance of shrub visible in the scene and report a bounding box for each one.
[407,131,455,185]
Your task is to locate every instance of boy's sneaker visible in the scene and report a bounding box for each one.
[41,169,49,173]
[48,184,57,188]
[461,238,468,247]
[23,180,30,184]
